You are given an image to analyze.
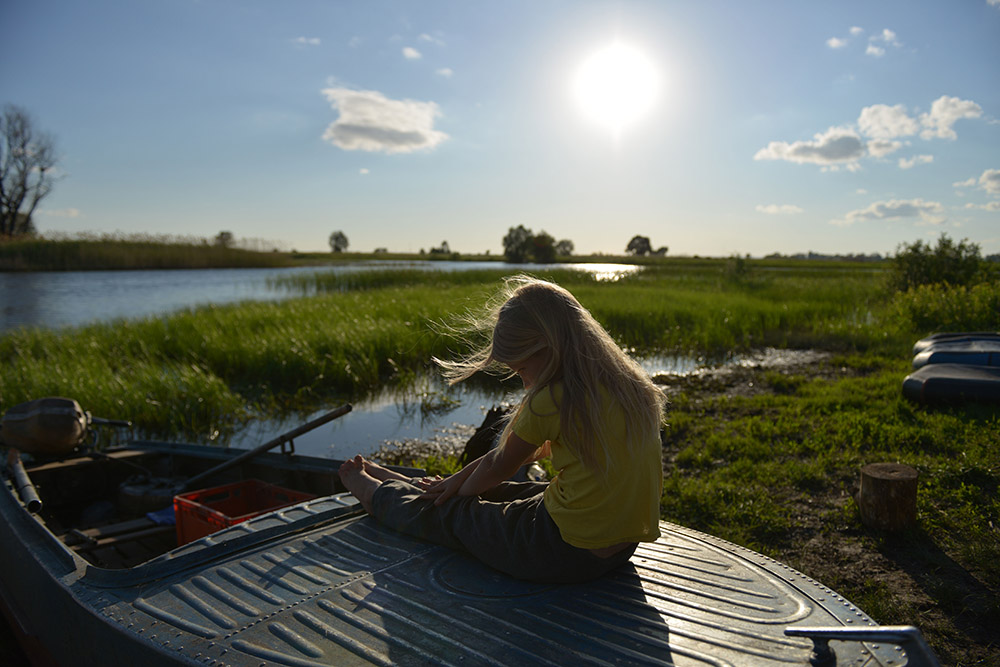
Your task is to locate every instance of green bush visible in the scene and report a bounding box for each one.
[889,235,984,293]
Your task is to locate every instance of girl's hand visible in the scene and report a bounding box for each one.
[420,474,465,506]
[412,475,443,490]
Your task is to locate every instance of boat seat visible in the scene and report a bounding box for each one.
[65,517,175,553]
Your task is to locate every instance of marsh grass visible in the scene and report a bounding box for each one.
[891,281,1000,332]
[1,283,495,436]
[1,260,902,438]
[0,234,295,271]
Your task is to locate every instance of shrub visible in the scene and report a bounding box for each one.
[889,235,983,293]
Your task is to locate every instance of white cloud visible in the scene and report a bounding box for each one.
[867,139,902,158]
[359,168,369,175]
[964,201,1000,211]
[857,104,919,139]
[953,170,1000,195]
[990,0,1000,7]
[419,33,446,47]
[402,47,422,60]
[979,168,1000,195]
[293,37,320,47]
[755,95,984,174]
[866,28,902,58]
[754,126,866,167]
[756,204,803,215]
[899,155,933,169]
[876,29,901,46]
[436,68,454,78]
[919,95,982,139]
[832,198,945,226]
[856,188,868,195]
[828,26,865,50]
[321,87,448,154]
[38,208,81,218]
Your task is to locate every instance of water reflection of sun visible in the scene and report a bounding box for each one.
[573,42,659,136]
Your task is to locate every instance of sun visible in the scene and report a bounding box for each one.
[573,42,659,134]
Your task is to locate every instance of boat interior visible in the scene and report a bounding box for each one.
[19,442,357,570]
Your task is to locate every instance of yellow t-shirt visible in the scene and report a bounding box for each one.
[513,382,662,549]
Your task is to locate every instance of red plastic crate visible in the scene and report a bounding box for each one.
[174,479,315,545]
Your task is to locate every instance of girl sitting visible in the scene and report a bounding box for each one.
[339,276,666,583]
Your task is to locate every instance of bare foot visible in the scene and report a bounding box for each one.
[338,455,382,514]
[361,458,412,483]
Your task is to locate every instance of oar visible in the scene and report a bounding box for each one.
[179,404,352,492]
[6,449,43,513]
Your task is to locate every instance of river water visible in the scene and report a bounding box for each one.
[1,261,707,459]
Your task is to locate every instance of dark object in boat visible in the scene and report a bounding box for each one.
[902,363,1000,404]
[912,339,1000,369]
[0,397,88,456]
[912,331,1000,355]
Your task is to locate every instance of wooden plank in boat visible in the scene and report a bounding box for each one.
[24,449,148,474]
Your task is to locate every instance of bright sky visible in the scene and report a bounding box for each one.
[3,0,998,256]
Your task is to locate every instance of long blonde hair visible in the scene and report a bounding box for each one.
[436,275,666,473]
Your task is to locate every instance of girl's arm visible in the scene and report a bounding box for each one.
[526,440,551,463]
[423,433,539,506]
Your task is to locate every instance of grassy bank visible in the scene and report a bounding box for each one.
[1,259,998,662]
[0,235,297,271]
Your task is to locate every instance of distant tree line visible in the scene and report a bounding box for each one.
[765,251,885,262]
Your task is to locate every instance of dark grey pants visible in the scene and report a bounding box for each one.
[369,480,636,584]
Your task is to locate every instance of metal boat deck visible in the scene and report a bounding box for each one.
[62,495,905,666]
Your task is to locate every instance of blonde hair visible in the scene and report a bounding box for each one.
[436,275,666,474]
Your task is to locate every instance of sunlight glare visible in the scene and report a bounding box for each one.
[573,42,659,134]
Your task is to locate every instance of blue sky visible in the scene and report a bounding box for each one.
[3,0,998,256]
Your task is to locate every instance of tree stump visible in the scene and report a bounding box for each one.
[858,463,918,531]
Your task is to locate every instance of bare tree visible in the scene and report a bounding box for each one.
[1,105,58,237]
